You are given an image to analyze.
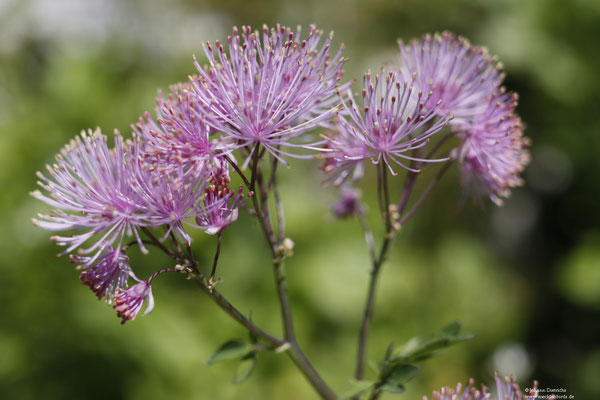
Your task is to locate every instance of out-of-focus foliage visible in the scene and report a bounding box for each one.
[0,0,598,399]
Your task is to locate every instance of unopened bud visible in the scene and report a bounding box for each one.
[275,342,292,354]
[282,238,295,256]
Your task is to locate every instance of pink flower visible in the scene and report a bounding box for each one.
[190,24,348,162]
[113,280,154,324]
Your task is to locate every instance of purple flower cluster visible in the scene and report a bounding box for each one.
[399,32,530,204]
[322,31,530,205]
[33,26,531,324]
[424,375,539,400]
[33,24,345,324]
[31,127,242,322]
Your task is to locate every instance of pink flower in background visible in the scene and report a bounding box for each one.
[454,91,530,205]
[424,375,539,400]
[397,31,503,125]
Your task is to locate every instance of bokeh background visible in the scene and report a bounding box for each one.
[1,0,599,399]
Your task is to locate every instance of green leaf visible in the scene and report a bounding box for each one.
[232,353,257,384]
[338,380,375,399]
[384,342,395,362]
[206,339,252,365]
[378,363,419,394]
[394,322,475,363]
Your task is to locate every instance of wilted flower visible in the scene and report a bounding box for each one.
[397,32,503,125]
[113,279,154,324]
[71,248,133,301]
[424,375,539,400]
[322,70,451,181]
[31,129,148,261]
[195,175,248,235]
[453,91,530,205]
[190,24,348,162]
[331,186,364,218]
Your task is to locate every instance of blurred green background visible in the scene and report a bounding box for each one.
[1,0,599,398]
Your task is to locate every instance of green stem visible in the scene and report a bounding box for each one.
[141,227,184,263]
[209,231,222,283]
[355,164,394,382]
[187,270,284,347]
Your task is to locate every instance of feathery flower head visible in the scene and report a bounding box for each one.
[320,121,369,185]
[424,375,539,400]
[31,129,148,261]
[71,248,133,301]
[195,174,249,235]
[133,81,230,177]
[130,138,208,244]
[113,279,154,325]
[322,69,451,182]
[454,90,530,206]
[397,32,504,124]
[190,24,348,162]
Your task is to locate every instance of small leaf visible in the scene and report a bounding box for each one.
[440,321,461,336]
[206,339,251,365]
[384,342,395,362]
[233,353,257,384]
[247,314,258,344]
[380,382,405,394]
[339,379,375,399]
[378,363,419,394]
[394,322,475,363]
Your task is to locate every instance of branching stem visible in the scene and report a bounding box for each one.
[122,239,154,252]
[354,159,453,387]
[141,227,184,263]
[187,270,284,347]
[399,162,453,226]
[246,143,336,400]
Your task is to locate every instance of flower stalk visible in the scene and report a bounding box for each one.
[355,163,396,382]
